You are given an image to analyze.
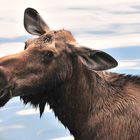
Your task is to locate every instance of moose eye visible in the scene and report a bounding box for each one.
[46,51,54,59]
[44,35,52,43]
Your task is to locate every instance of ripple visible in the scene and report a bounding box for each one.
[16,107,51,116]
[0,124,25,132]
[51,136,74,140]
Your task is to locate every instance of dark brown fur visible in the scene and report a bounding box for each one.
[0,8,140,140]
[21,69,140,140]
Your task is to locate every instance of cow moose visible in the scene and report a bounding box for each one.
[0,8,140,140]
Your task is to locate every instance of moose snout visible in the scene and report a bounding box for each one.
[0,67,12,107]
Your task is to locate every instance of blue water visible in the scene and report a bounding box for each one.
[0,0,140,140]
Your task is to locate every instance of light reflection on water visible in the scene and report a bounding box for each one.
[0,0,140,140]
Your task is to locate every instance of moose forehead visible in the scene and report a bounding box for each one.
[25,29,76,49]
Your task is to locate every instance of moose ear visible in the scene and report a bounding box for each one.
[24,8,50,36]
[77,47,118,71]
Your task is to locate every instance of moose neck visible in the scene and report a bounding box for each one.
[47,60,111,138]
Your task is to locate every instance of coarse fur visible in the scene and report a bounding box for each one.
[21,70,140,140]
[0,8,140,140]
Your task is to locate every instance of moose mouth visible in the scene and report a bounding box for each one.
[0,85,14,107]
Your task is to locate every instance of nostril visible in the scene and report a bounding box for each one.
[0,68,8,89]
[0,67,11,107]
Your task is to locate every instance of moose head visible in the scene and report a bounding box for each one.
[0,8,117,116]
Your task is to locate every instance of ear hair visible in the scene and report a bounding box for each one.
[24,8,50,35]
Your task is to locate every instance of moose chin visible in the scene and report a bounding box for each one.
[0,8,140,140]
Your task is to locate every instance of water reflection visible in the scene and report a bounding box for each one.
[0,0,140,140]
[0,36,30,44]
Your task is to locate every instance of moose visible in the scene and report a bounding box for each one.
[0,8,140,140]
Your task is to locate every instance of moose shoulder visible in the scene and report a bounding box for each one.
[0,8,140,140]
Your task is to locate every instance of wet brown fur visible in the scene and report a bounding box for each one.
[21,61,140,140]
[0,8,140,140]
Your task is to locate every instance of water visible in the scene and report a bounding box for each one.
[0,0,140,140]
